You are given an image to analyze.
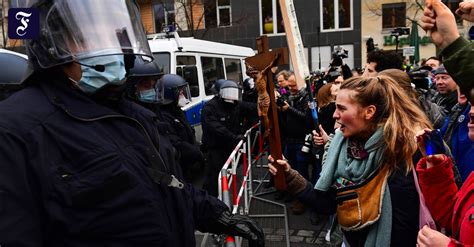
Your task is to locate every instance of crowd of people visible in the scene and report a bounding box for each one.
[0,0,473,246]
[267,0,474,246]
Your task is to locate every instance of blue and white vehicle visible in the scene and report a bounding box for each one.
[148,33,255,142]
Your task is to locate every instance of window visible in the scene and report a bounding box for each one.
[321,0,352,31]
[311,45,353,72]
[259,0,284,35]
[382,3,406,29]
[176,56,199,97]
[311,46,332,72]
[205,0,232,28]
[152,52,170,74]
[153,0,175,33]
[224,58,242,85]
[445,0,463,26]
[201,57,225,95]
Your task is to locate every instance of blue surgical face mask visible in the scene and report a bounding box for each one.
[75,55,127,94]
[138,88,157,103]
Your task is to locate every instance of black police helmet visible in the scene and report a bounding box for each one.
[12,0,152,75]
[219,80,241,102]
[159,74,189,105]
[128,57,163,79]
[213,79,229,93]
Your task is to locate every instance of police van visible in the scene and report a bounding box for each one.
[148,33,255,142]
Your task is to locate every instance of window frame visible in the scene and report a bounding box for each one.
[381,2,407,32]
[200,56,226,96]
[152,1,176,33]
[319,0,353,33]
[205,0,232,29]
[259,0,286,36]
[223,57,243,85]
[217,1,232,27]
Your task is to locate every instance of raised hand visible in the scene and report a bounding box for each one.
[456,0,474,22]
[420,0,460,49]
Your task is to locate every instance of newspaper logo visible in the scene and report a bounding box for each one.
[8,8,39,39]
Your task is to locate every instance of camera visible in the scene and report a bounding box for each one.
[331,46,348,67]
[408,69,431,90]
[333,46,348,59]
[310,70,325,79]
[326,70,342,83]
[301,133,313,153]
[391,27,410,36]
[276,97,286,107]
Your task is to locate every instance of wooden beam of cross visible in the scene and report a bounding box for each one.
[245,36,288,190]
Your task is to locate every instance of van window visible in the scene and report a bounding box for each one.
[177,56,196,66]
[177,66,199,97]
[176,55,199,97]
[153,52,170,74]
[201,57,225,95]
[224,58,243,85]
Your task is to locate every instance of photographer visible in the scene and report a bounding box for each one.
[327,46,352,80]
[278,73,310,215]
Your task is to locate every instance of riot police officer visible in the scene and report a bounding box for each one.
[202,79,256,196]
[156,74,207,183]
[0,1,264,246]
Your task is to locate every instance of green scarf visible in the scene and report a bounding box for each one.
[315,127,392,247]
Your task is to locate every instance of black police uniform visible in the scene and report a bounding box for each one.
[0,74,230,246]
[201,97,253,196]
[157,104,205,183]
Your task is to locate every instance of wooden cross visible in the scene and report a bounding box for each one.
[245,36,288,190]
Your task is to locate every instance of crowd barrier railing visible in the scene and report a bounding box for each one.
[200,122,289,247]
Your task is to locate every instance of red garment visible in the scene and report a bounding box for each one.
[416,156,474,246]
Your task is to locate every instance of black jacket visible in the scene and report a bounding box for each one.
[318,102,336,135]
[201,97,254,151]
[156,104,205,180]
[285,88,310,143]
[0,75,228,246]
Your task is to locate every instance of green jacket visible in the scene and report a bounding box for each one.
[440,37,474,101]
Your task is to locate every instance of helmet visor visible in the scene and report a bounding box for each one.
[220,87,241,101]
[26,0,152,68]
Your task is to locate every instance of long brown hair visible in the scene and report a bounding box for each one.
[378,69,417,100]
[317,83,334,108]
[340,75,432,172]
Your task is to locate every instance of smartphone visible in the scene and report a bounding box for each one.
[423,129,446,156]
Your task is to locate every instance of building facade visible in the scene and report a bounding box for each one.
[361,0,470,66]
[138,0,363,71]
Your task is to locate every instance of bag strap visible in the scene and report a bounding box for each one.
[412,168,437,229]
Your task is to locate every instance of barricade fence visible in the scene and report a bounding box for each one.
[200,122,290,247]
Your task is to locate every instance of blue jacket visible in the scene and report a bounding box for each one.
[0,75,227,246]
[441,103,474,182]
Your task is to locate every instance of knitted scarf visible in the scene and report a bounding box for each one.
[315,127,392,247]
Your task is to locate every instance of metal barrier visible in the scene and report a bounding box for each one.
[200,122,290,247]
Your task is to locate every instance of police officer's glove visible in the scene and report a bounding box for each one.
[217,211,265,247]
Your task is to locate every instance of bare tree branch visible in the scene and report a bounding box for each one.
[147,0,249,39]
[365,0,425,27]
[1,0,7,48]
